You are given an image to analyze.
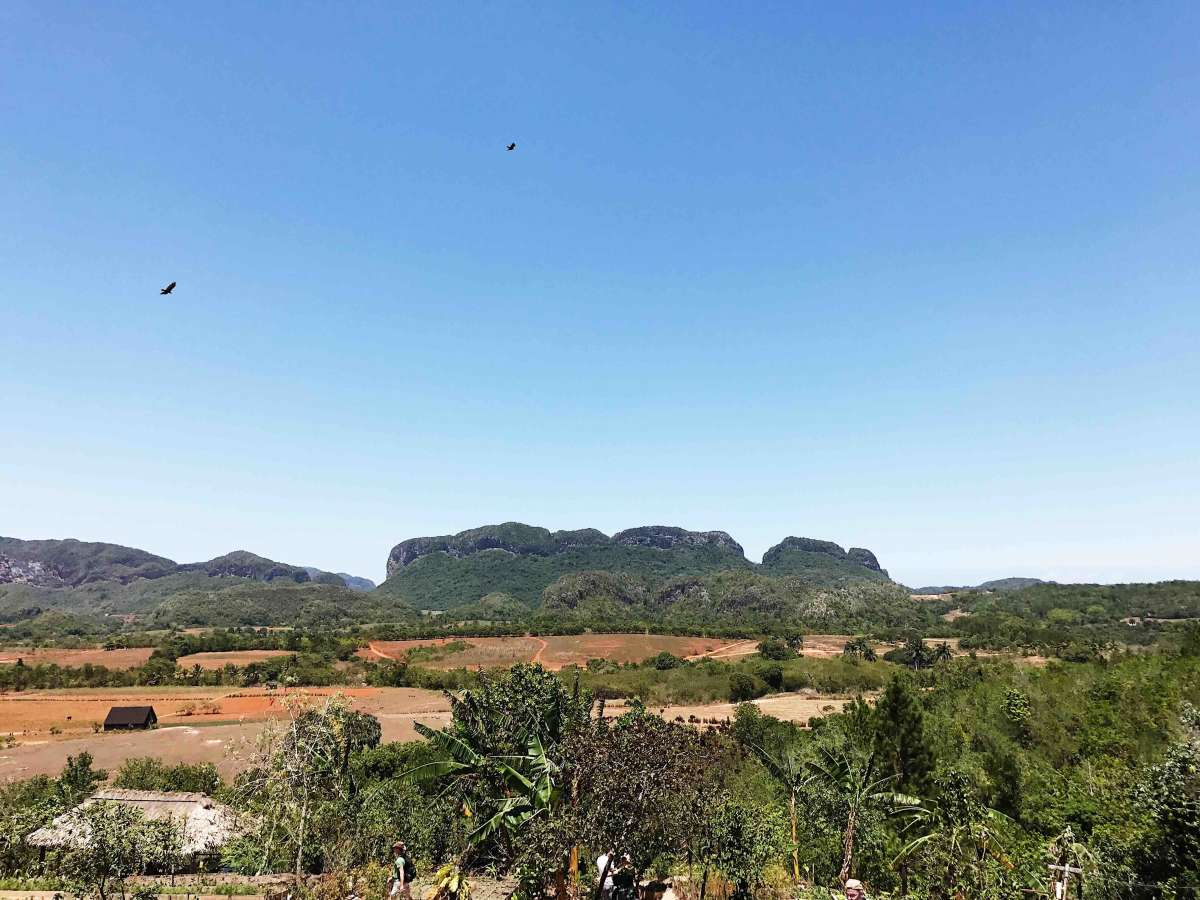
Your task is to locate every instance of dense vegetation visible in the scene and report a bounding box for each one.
[4,639,1199,898]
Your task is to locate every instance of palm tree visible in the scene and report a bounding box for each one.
[931,642,954,665]
[749,745,813,882]
[842,637,877,662]
[807,746,898,884]
[903,638,932,670]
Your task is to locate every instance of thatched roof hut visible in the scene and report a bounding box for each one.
[27,789,237,856]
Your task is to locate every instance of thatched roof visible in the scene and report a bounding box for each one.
[27,789,237,854]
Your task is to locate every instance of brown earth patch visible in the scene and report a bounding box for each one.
[0,685,852,781]
[176,650,295,669]
[361,634,738,671]
[0,647,155,669]
[0,686,381,738]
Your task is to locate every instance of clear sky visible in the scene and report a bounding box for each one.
[2,2,1197,586]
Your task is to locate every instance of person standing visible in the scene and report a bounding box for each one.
[596,849,615,899]
[843,878,868,899]
[390,841,415,899]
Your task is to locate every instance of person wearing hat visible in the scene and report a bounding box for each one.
[390,840,414,899]
[843,878,868,899]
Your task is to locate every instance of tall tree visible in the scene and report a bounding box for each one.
[570,709,719,895]
[807,746,895,884]
[873,675,933,795]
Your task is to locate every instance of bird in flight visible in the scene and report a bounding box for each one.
[160,281,176,295]
[506,142,516,151]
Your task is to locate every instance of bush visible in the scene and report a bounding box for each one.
[729,672,768,702]
[652,651,684,670]
[757,638,797,661]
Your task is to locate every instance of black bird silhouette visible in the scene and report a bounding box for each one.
[160,282,176,295]
[506,143,516,151]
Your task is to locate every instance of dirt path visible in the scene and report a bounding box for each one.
[686,639,759,660]
[530,637,550,664]
[366,642,397,661]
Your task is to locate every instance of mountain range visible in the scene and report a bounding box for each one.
[0,524,915,631]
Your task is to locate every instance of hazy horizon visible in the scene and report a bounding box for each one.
[3,3,1197,588]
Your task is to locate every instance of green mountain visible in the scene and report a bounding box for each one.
[377,523,754,610]
[0,537,177,586]
[182,550,312,583]
[378,523,896,616]
[759,537,892,584]
[535,568,923,632]
[0,525,909,631]
[0,537,403,629]
[303,567,377,591]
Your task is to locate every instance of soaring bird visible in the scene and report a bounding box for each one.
[506,143,516,151]
[160,281,176,295]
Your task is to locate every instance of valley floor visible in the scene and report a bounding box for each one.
[0,686,855,780]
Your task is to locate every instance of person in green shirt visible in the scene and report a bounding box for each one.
[390,840,414,899]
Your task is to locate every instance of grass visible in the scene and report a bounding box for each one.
[574,654,894,705]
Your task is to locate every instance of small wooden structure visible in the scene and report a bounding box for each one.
[103,705,157,730]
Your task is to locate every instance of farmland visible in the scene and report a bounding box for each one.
[175,649,295,669]
[359,633,757,669]
[0,647,155,669]
[0,682,853,780]
[0,685,452,778]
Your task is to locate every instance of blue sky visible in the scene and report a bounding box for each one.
[2,2,1197,586]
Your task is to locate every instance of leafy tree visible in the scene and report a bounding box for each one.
[1002,690,1032,746]
[59,802,149,900]
[59,751,106,802]
[729,672,766,702]
[404,664,591,875]
[806,746,895,884]
[141,815,188,883]
[757,638,797,661]
[1134,704,1200,886]
[410,722,561,861]
[443,663,591,758]
[570,709,718,891]
[230,696,382,876]
[0,776,61,876]
[747,744,810,881]
[651,651,684,670]
[706,793,788,899]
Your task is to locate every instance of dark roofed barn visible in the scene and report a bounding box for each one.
[103,706,157,730]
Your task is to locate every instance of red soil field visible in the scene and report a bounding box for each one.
[0,685,848,781]
[0,647,155,669]
[359,633,741,670]
[0,686,381,737]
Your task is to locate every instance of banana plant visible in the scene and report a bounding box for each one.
[749,744,815,882]
[429,861,473,900]
[805,746,899,884]
[890,772,1013,894]
[406,723,561,851]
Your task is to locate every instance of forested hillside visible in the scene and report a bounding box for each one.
[4,528,1199,644]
